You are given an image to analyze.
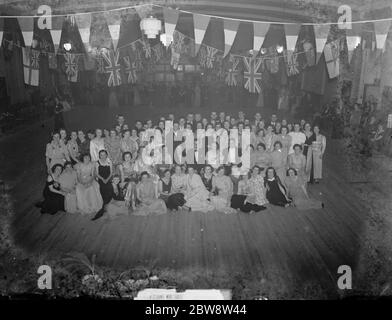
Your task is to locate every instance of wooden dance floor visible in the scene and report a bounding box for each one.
[1,108,367,293]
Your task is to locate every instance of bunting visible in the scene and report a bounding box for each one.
[141,38,152,59]
[205,46,218,69]
[22,47,39,86]
[102,49,122,87]
[284,50,300,76]
[0,18,4,46]
[225,56,239,86]
[193,14,210,54]
[374,20,392,51]
[265,47,279,73]
[163,7,180,39]
[152,43,164,62]
[303,41,316,67]
[96,54,105,73]
[324,39,340,78]
[253,22,269,53]
[17,17,34,46]
[223,20,240,57]
[64,52,79,82]
[346,23,362,62]
[123,55,137,84]
[313,24,330,63]
[170,47,180,69]
[284,24,301,52]
[105,11,121,50]
[74,13,91,48]
[50,16,64,52]
[48,52,57,69]
[243,56,262,93]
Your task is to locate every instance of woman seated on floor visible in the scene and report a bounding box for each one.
[133,171,167,216]
[40,164,66,215]
[230,170,252,212]
[158,169,172,207]
[184,166,214,212]
[285,168,324,210]
[210,166,235,214]
[104,175,134,219]
[168,165,187,210]
[264,167,291,208]
[241,166,268,213]
[75,154,103,215]
[59,161,78,214]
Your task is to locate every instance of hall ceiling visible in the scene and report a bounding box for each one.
[1,0,391,22]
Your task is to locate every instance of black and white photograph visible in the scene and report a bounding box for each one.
[0,0,392,305]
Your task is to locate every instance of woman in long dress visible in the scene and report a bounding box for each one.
[105,175,132,219]
[96,150,113,206]
[288,144,307,178]
[75,154,103,215]
[311,125,326,183]
[230,170,252,211]
[168,165,187,210]
[285,168,324,210]
[303,123,316,183]
[45,132,70,173]
[210,166,235,214]
[184,166,214,212]
[90,129,105,162]
[133,172,167,216]
[264,167,291,207]
[40,164,66,215]
[59,161,78,213]
[241,166,268,213]
[270,141,287,183]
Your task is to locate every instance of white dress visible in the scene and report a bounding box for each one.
[185,173,214,212]
[75,162,103,215]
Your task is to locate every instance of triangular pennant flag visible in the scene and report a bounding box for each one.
[374,20,392,51]
[74,13,91,46]
[163,7,180,39]
[193,13,210,54]
[135,4,153,20]
[223,19,240,57]
[105,11,121,50]
[50,16,64,52]
[17,17,34,46]
[324,40,340,78]
[22,47,39,86]
[253,21,269,52]
[346,23,362,63]
[313,24,330,63]
[284,23,301,52]
[0,18,3,47]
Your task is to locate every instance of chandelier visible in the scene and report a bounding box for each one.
[160,33,173,47]
[140,16,162,39]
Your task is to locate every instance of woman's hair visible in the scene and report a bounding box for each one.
[257,143,266,150]
[274,141,283,148]
[293,144,302,151]
[281,126,288,132]
[99,149,108,157]
[286,167,298,176]
[51,163,63,173]
[139,171,149,181]
[64,161,73,168]
[81,153,91,161]
[162,169,171,176]
[216,165,226,175]
[256,128,265,135]
[122,151,132,161]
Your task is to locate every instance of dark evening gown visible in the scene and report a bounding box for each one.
[41,176,65,215]
[159,178,172,204]
[97,161,112,205]
[303,133,316,182]
[265,178,291,207]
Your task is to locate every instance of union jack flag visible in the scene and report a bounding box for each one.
[22,47,40,86]
[243,57,262,93]
[123,56,137,84]
[152,44,164,62]
[102,49,122,87]
[205,46,218,69]
[96,54,105,73]
[284,50,300,76]
[64,53,78,82]
[225,57,239,86]
[30,49,40,69]
[141,39,152,59]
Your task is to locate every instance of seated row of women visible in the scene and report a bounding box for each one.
[38,149,324,219]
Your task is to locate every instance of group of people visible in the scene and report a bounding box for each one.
[37,111,326,220]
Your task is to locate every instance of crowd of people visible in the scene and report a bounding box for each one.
[37,111,326,220]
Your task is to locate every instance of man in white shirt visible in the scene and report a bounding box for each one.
[288,123,306,154]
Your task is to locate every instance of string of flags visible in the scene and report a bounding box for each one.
[0,4,391,92]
